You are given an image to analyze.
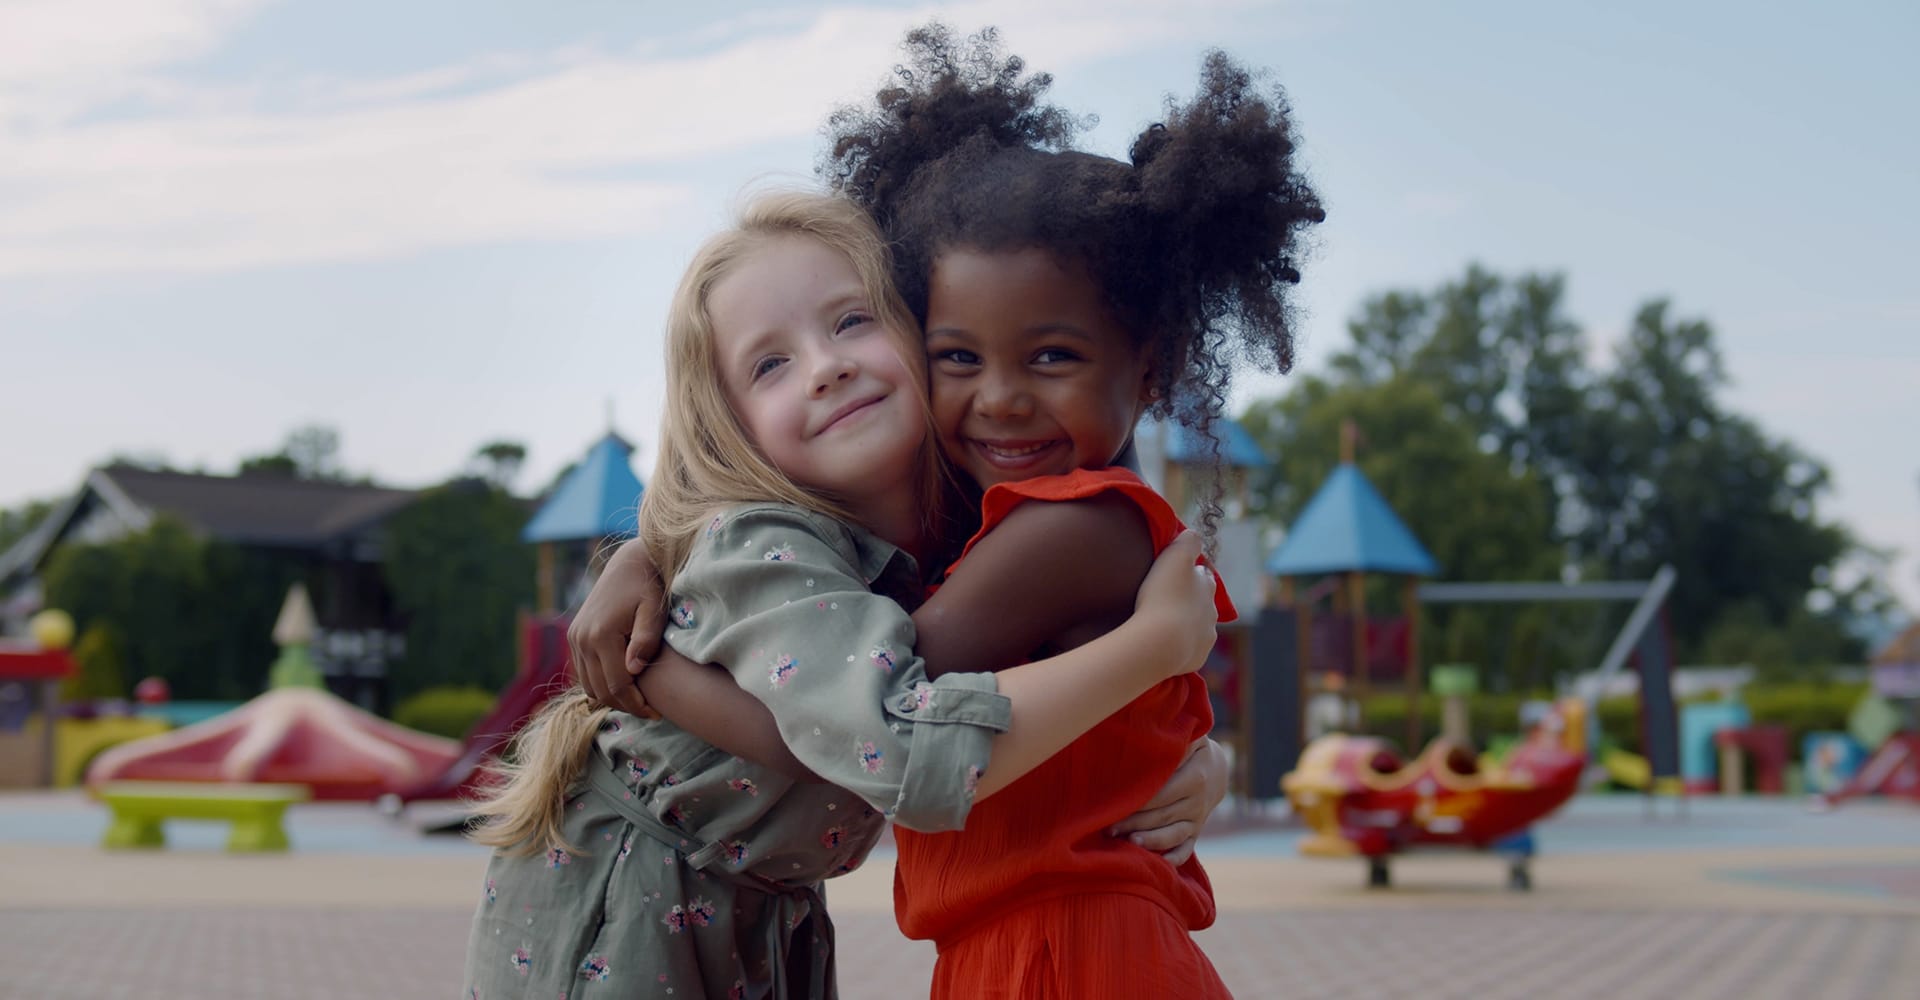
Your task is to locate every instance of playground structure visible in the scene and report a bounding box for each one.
[1819,627,1920,806]
[386,612,573,805]
[1283,698,1587,889]
[1255,425,1685,886]
[0,610,79,787]
[390,428,642,806]
[84,586,460,800]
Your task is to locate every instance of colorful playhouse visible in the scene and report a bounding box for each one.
[1272,448,1587,889]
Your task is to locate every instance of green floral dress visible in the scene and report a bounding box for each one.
[463,504,1010,999]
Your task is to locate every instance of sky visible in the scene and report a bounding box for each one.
[2,0,1916,610]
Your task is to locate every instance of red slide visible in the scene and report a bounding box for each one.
[391,615,575,804]
[1824,733,1920,806]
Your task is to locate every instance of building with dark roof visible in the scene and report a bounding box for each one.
[0,464,423,705]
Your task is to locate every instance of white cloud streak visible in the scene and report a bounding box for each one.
[0,0,1269,276]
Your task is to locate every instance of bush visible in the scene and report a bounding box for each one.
[62,622,128,702]
[392,686,497,740]
[1355,691,1645,754]
[1743,681,1867,751]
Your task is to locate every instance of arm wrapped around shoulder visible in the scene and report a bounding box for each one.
[666,505,1010,832]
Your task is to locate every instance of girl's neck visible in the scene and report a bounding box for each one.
[846,488,927,566]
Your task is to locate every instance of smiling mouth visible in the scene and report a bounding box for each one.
[967,438,1066,471]
[817,396,886,435]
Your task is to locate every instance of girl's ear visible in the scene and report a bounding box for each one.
[1137,366,1161,408]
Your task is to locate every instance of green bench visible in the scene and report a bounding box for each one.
[97,781,310,853]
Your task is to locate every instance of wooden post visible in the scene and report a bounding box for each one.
[536,542,556,616]
[1403,575,1422,751]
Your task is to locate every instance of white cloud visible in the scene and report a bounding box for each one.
[0,0,1275,277]
[0,0,270,122]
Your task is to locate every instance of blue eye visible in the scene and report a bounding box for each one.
[836,311,873,334]
[751,356,786,380]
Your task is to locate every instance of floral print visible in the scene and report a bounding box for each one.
[768,653,798,688]
[669,600,697,629]
[467,504,1013,1000]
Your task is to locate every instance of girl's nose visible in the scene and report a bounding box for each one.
[810,353,858,398]
[973,375,1034,420]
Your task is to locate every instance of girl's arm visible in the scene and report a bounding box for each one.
[569,539,662,719]
[649,506,1217,828]
[912,493,1160,673]
[629,495,1173,782]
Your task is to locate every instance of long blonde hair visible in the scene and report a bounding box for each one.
[469,191,946,854]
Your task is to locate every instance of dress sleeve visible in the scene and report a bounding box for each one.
[663,505,1011,832]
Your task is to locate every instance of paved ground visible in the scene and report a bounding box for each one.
[3,792,1917,999]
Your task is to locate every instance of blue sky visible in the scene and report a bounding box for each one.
[2,0,1916,609]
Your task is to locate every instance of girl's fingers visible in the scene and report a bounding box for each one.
[1110,802,1186,837]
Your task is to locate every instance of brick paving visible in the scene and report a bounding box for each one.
[4,905,1918,999]
[5,793,1920,998]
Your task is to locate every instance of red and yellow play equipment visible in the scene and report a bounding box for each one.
[1282,699,1586,889]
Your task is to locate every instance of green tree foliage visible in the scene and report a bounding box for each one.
[236,453,299,478]
[0,498,56,554]
[380,480,534,699]
[1242,374,1567,687]
[1247,264,1870,673]
[236,424,348,481]
[470,440,529,492]
[392,685,498,739]
[63,621,128,702]
[41,517,302,699]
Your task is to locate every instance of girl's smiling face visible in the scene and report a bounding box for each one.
[709,235,924,500]
[924,247,1153,489]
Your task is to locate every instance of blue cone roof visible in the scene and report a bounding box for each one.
[522,433,645,543]
[1266,464,1438,577]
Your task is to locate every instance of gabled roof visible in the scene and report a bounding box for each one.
[523,434,646,543]
[101,465,418,546]
[2,465,420,584]
[1266,463,1438,577]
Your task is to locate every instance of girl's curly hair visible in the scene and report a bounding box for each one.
[823,24,1325,534]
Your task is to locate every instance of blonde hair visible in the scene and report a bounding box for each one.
[469,191,946,855]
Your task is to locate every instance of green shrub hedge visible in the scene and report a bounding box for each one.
[1349,682,1866,756]
[392,685,498,740]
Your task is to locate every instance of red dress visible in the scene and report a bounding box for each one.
[893,468,1235,998]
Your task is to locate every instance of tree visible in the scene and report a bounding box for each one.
[470,440,529,492]
[1242,374,1566,687]
[236,453,299,478]
[41,517,301,699]
[380,479,535,698]
[1258,264,1869,669]
[284,425,343,481]
[0,498,56,554]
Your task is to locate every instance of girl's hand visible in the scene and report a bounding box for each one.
[569,541,666,718]
[1132,530,1219,679]
[1109,737,1229,865]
